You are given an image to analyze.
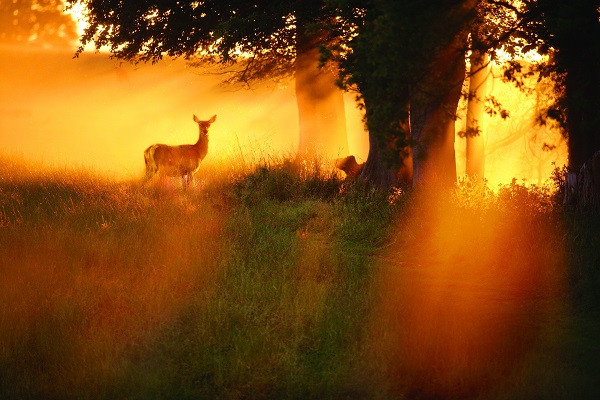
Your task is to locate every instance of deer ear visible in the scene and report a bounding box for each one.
[193,115,200,123]
[209,115,217,123]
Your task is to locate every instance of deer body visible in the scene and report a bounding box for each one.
[144,114,216,186]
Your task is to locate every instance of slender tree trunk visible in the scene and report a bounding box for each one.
[295,24,349,160]
[410,38,466,189]
[398,123,414,186]
[465,50,488,180]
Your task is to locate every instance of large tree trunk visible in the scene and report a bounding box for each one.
[359,130,397,188]
[465,50,488,180]
[359,93,411,188]
[563,57,600,173]
[410,38,466,189]
[554,1,600,172]
[295,25,349,160]
[564,150,600,210]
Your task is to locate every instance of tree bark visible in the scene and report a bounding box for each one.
[465,50,488,180]
[564,150,600,211]
[563,65,600,173]
[553,0,600,173]
[295,25,349,160]
[410,37,466,189]
[358,94,411,188]
[359,130,397,188]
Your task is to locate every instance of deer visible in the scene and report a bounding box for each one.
[144,114,216,188]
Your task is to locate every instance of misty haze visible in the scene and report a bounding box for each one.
[1,45,370,179]
[1,43,565,186]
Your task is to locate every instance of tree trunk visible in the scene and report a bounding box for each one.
[295,25,349,160]
[465,50,488,180]
[555,0,600,173]
[359,130,397,188]
[358,93,411,188]
[564,66,600,173]
[564,150,600,210]
[410,37,466,189]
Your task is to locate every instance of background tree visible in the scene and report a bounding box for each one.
[69,0,349,160]
[0,0,77,46]
[475,63,567,185]
[479,0,600,207]
[464,48,489,180]
[459,0,521,181]
[479,0,600,173]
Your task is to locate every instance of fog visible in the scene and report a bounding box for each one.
[1,44,565,186]
[0,45,367,180]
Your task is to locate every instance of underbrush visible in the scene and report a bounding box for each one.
[0,155,598,399]
[231,157,344,204]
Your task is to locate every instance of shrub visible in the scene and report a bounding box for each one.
[232,158,344,205]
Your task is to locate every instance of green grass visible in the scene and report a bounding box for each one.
[1,155,599,399]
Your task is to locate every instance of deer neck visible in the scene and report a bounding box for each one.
[196,128,209,158]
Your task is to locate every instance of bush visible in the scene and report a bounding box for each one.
[232,158,344,205]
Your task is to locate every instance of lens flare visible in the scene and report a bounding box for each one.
[371,190,566,397]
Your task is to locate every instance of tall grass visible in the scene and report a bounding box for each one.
[0,155,226,398]
[1,155,599,399]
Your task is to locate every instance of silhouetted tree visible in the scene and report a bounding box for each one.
[330,0,599,189]
[477,0,600,207]
[68,0,349,159]
[514,0,600,172]
[330,0,477,188]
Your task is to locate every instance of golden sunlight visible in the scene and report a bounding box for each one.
[0,4,565,187]
[65,2,88,36]
[0,43,369,181]
[0,48,280,178]
[0,8,589,398]
[456,59,567,187]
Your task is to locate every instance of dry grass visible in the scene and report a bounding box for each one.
[0,155,225,398]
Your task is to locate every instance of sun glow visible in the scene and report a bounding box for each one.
[1,2,567,187]
[0,46,305,180]
[65,2,88,36]
[371,189,566,397]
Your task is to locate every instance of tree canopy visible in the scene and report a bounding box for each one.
[71,0,329,84]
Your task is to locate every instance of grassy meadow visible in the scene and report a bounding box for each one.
[1,154,599,399]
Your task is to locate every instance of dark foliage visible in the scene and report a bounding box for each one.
[69,0,337,84]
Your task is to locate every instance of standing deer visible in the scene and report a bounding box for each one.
[144,114,216,187]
